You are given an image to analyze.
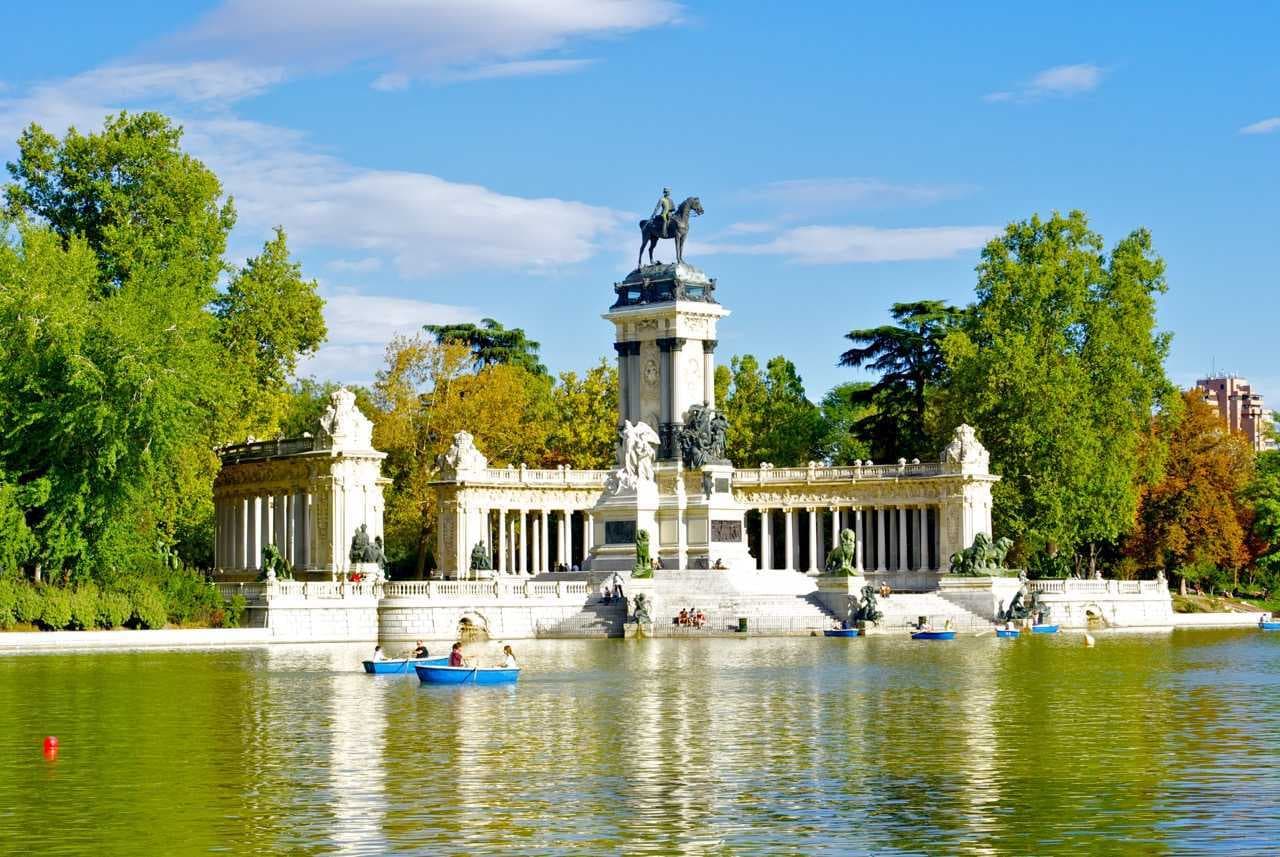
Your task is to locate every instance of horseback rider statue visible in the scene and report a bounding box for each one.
[638,188,703,268]
[652,188,673,235]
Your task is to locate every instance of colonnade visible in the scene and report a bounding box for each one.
[215,491,311,572]
[751,504,940,575]
[456,506,597,578]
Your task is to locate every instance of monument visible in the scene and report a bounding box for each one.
[587,192,755,573]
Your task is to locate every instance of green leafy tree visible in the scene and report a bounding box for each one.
[1246,450,1280,596]
[940,211,1175,570]
[4,111,235,294]
[0,112,326,581]
[719,355,824,466]
[840,301,962,461]
[546,359,619,469]
[215,227,326,422]
[818,382,873,465]
[424,317,547,376]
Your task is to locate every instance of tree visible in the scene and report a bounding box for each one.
[0,112,325,580]
[546,359,619,469]
[719,355,824,466]
[215,227,326,404]
[1245,450,1280,596]
[1128,391,1253,593]
[424,318,547,376]
[372,336,553,577]
[840,301,962,461]
[5,111,235,295]
[940,211,1175,569]
[818,382,873,465]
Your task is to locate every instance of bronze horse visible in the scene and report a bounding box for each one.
[637,196,703,268]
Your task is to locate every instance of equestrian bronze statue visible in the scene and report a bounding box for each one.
[637,194,703,268]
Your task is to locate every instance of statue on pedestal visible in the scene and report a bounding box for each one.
[605,420,660,495]
[949,532,1014,575]
[825,528,858,576]
[632,529,653,578]
[637,192,704,267]
[678,404,729,469]
[850,584,882,625]
[470,541,492,573]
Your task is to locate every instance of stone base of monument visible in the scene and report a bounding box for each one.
[346,562,384,583]
[813,575,870,616]
[587,481,660,573]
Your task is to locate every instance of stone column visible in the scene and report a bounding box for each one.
[585,512,595,555]
[614,342,631,424]
[518,511,528,575]
[914,506,925,571]
[301,491,313,573]
[807,507,819,575]
[876,507,887,572]
[562,507,573,569]
[778,506,788,573]
[829,505,839,558]
[923,506,933,570]
[455,503,467,579]
[760,509,772,570]
[539,509,550,573]
[854,507,864,572]
[702,340,717,406]
[658,340,673,428]
[901,506,911,573]
[626,343,642,428]
[497,509,508,573]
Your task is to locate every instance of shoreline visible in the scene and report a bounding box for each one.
[0,610,1270,653]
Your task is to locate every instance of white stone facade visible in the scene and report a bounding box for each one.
[214,389,389,581]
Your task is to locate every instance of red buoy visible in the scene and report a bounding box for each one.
[43,736,58,758]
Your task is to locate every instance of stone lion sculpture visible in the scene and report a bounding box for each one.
[632,528,653,578]
[824,528,858,576]
[949,533,1014,576]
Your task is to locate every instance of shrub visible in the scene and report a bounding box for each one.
[13,583,42,624]
[69,584,99,630]
[0,578,16,629]
[221,593,247,628]
[97,591,131,629]
[161,569,219,625]
[130,582,168,630]
[39,587,73,630]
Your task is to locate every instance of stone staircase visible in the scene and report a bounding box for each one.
[533,599,627,638]
[867,592,990,634]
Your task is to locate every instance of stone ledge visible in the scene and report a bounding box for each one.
[0,628,272,652]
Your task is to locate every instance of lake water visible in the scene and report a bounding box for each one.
[1,630,1278,855]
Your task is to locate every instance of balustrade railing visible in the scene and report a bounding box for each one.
[1029,579,1167,596]
[732,461,946,485]
[453,467,611,487]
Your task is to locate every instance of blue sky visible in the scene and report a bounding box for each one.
[1,1,1277,400]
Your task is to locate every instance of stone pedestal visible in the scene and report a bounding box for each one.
[587,481,659,573]
[678,463,754,571]
[814,575,869,619]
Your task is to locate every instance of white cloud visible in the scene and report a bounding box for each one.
[298,289,478,383]
[0,67,630,277]
[170,0,681,86]
[985,63,1105,103]
[444,58,597,82]
[1240,117,1280,135]
[748,177,970,211]
[370,72,411,92]
[329,257,384,273]
[700,224,998,265]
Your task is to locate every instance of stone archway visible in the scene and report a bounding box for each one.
[458,610,490,643]
[1084,603,1109,629]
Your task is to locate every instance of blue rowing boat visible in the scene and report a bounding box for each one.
[1030,624,1060,635]
[912,630,956,641]
[363,656,448,674]
[996,628,1021,638]
[824,628,860,637]
[1260,620,1280,631]
[415,664,520,685]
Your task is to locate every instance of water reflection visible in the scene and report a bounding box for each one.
[2,632,1280,854]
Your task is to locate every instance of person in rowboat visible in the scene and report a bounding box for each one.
[412,640,429,659]
[449,641,465,667]
[372,645,387,662]
[501,645,517,669]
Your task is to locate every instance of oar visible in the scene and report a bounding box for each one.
[974,628,993,638]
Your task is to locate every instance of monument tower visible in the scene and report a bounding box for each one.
[587,193,754,573]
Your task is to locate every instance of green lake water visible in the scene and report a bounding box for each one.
[1,630,1278,855]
